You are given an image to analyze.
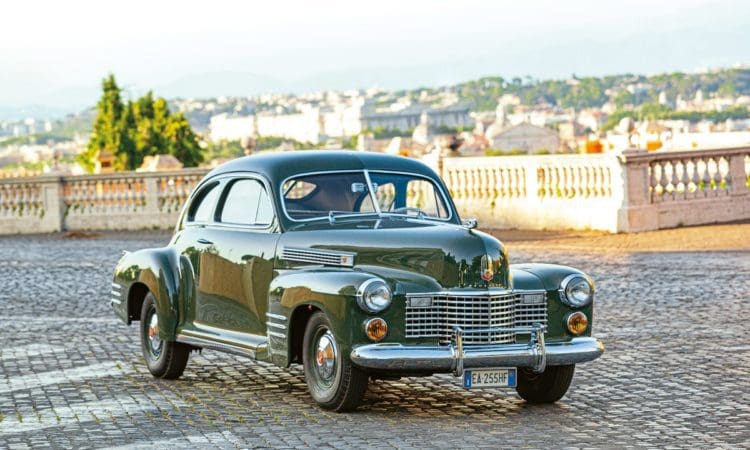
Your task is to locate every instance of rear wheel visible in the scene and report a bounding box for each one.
[302,311,368,412]
[515,364,575,403]
[140,293,190,379]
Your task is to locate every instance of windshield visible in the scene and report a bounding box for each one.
[369,172,449,219]
[281,171,450,221]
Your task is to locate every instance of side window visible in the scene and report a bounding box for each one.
[188,182,220,223]
[405,179,448,218]
[220,179,274,226]
[255,189,274,225]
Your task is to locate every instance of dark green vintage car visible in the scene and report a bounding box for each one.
[111,151,603,411]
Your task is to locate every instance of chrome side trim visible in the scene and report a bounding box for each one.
[177,333,259,359]
[281,246,356,267]
[266,312,287,321]
[111,283,122,290]
[110,298,122,305]
[268,331,286,339]
[110,290,121,297]
[267,322,286,330]
[176,329,269,361]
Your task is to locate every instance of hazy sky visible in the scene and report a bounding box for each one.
[2,0,750,114]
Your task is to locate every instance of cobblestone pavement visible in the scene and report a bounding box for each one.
[1,231,749,449]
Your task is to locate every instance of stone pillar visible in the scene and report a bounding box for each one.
[524,158,539,205]
[144,176,161,228]
[40,176,64,233]
[617,149,658,232]
[728,153,749,196]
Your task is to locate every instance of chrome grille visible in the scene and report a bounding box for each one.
[514,295,548,329]
[405,292,547,345]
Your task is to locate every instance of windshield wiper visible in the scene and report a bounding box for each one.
[381,207,431,220]
[326,210,381,224]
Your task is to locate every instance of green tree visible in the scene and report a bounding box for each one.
[80,76,204,171]
[78,74,132,172]
[163,112,203,167]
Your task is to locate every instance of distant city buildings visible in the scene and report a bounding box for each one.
[3,69,750,177]
[206,94,471,145]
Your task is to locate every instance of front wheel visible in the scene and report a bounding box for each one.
[302,311,368,412]
[140,293,190,379]
[515,364,575,403]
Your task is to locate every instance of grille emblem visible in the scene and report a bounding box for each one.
[480,255,494,281]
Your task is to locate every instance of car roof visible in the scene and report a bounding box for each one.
[204,150,440,183]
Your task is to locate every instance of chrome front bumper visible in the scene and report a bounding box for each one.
[350,325,604,376]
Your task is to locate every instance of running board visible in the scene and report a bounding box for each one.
[176,331,269,361]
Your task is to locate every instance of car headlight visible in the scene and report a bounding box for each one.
[559,274,594,307]
[356,278,392,313]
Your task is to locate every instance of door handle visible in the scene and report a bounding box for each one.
[197,238,213,245]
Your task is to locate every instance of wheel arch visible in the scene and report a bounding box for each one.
[288,303,321,365]
[113,247,189,341]
[127,282,150,322]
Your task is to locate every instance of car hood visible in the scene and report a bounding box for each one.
[276,218,510,290]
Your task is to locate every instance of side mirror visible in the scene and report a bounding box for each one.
[462,218,478,229]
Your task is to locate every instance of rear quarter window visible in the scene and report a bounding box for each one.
[187,182,220,223]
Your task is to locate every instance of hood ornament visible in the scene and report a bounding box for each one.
[480,255,494,281]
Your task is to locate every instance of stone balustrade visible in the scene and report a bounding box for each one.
[441,153,624,231]
[440,146,749,232]
[615,147,750,231]
[0,169,209,234]
[0,147,748,235]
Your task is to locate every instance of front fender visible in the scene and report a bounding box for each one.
[112,247,190,341]
[266,268,376,367]
[511,263,594,339]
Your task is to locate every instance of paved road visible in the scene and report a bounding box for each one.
[1,231,748,449]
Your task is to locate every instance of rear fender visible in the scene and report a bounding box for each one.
[112,247,192,341]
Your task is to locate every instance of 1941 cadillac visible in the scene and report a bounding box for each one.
[111,151,603,412]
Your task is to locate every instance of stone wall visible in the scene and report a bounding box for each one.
[0,147,748,234]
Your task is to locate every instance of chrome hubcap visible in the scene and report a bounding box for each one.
[147,313,162,356]
[314,332,337,383]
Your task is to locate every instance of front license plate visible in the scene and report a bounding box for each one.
[463,368,516,389]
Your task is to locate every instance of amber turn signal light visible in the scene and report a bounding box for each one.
[566,312,588,335]
[365,318,388,342]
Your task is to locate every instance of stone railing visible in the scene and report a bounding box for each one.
[440,146,750,232]
[0,176,61,234]
[0,147,748,234]
[441,153,623,231]
[615,147,750,231]
[0,169,209,234]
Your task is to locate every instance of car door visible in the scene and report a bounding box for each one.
[206,175,280,336]
[170,179,227,331]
